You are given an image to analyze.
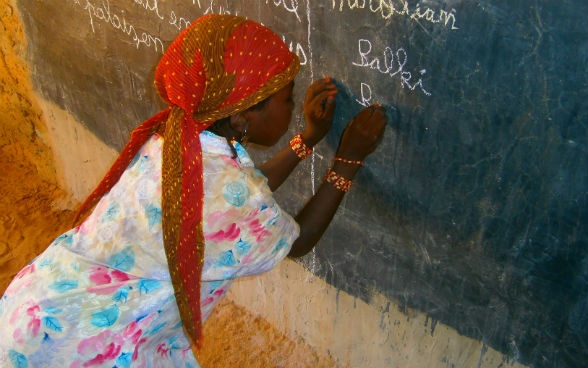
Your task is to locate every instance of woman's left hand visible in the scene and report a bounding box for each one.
[301,78,338,147]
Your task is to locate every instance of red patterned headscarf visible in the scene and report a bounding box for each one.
[75,14,300,345]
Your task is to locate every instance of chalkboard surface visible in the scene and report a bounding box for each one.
[17,1,587,367]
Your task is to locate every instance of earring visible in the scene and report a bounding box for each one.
[240,128,248,145]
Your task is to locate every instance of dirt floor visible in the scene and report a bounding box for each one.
[0,1,337,366]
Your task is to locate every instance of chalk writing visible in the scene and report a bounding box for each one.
[70,0,164,54]
[169,10,191,30]
[355,82,373,106]
[352,38,431,96]
[202,3,239,16]
[331,0,458,30]
[282,36,308,65]
[132,0,164,20]
[266,0,301,23]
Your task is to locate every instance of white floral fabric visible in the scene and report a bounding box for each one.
[0,131,299,368]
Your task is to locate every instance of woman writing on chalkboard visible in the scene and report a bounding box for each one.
[0,14,386,367]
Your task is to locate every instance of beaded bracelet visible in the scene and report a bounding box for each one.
[333,157,364,165]
[324,168,352,192]
[289,133,313,160]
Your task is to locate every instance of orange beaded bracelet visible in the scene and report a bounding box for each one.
[324,168,352,192]
[333,157,364,165]
[289,133,313,160]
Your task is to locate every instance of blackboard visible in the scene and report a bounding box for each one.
[16,1,587,367]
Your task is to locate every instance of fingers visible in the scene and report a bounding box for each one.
[305,77,337,104]
[349,104,386,145]
[304,79,337,121]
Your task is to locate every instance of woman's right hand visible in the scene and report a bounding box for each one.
[336,105,387,161]
[301,78,338,147]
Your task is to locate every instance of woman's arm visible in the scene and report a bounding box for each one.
[259,78,337,191]
[288,105,387,258]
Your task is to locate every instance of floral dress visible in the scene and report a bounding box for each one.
[0,131,299,368]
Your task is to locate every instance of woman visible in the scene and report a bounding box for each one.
[0,14,386,367]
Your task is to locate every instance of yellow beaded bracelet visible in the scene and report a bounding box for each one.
[333,157,364,165]
[324,168,352,192]
[289,133,313,160]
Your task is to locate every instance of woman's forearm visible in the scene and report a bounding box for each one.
[257,144,302,192]
[258,131,320,192]
[287,104,387,257]
[288,161,361,257]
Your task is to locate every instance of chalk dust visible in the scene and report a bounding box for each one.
[0,1,338,366]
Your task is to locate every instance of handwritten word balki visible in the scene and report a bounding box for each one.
[331,0,458,30]
[70,0,164,54]
[352,38,431,96]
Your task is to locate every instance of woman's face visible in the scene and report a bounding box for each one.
[245,82,295,146]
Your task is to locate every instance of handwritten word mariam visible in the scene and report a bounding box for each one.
[332,0,458,30]
[71,0,164,54]
[353,38,431,96]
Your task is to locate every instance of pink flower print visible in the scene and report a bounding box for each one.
[247,218,271,242]
[111,270,131,282]
[77,330,126,367]
[202,297,214,306]
[132,337,147,362]
[10,300,37,324]
[89,267,112,285]
[156,343,170,358]
[87,267,135,295]
[240,210,271,242]
[27,318,41,337]
[86,284,124,295]
[213,289,225,296]
[83,342,122,366]
[4,275,34,296]
[26,304,41,337]
[77,331,114,355]
[16,264,35,279]
[206,209,240,228]
[74,314,155,368]
[221,155,240,168]
[122,321,144,345]
[13,328,25,344]
[205,223,240,242]
[241,254,253,264]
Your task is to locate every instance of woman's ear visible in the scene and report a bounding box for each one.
[229,112,249,134]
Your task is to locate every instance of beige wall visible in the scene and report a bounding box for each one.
[37,96,119,203]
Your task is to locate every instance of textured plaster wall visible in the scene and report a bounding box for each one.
[1,1,528,365]
[228,259,527,368]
